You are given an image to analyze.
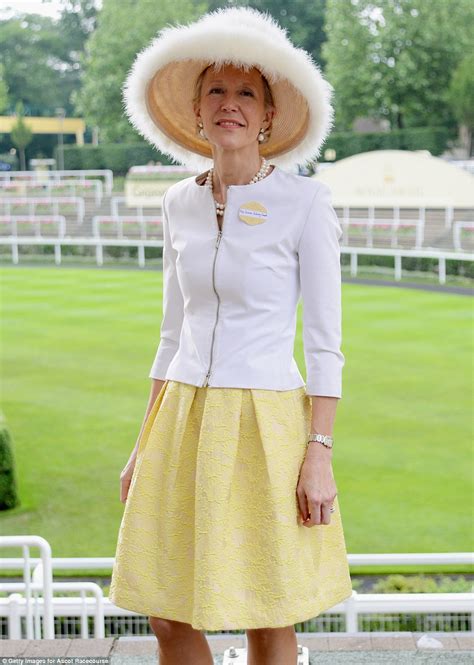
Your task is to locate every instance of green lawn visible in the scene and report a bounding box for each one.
[1,266,472,570]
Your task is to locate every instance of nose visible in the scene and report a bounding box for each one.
[220,90,239,111]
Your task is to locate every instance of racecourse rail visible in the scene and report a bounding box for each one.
[0,536,472,640]
[0,236,473,285]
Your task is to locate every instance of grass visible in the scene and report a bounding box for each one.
[0,265,472,574]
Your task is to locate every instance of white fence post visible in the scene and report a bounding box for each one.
[345,591,358,634]
[350,251,358,277]
[439,256,446,284]
[7,593,23,639]
[394,254,402,280]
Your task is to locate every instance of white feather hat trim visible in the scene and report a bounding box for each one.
[122,6,335,172]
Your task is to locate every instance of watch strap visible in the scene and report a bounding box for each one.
[307,432,334,449]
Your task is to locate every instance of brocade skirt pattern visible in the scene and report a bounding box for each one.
[109,379,352,631]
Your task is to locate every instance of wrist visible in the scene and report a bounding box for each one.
[306,440,333,457]
[127,450,138,466]
[307,431,333,449]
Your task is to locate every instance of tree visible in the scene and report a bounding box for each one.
[207,0,328,68]
[447,53,474,156]
[0,63,8,113]
[10,101,33,170]
[0,2,98,118]
[76,0,207,143]
[55,0,99,117]
[323,0,474,132]
[0,14,67,116]
[322,0,373,130]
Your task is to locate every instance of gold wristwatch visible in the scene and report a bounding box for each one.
[307,432,334,449]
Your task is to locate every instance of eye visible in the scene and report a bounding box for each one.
[241,90,254,96]
[209,87,223,94]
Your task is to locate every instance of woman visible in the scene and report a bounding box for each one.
[109,6,352,664]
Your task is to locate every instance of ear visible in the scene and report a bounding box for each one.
[263,106,276,131]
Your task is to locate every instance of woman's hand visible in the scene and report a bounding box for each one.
[120,458,136,504]
[296,443,337,527]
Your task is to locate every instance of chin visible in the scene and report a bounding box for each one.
[211,136,250,150]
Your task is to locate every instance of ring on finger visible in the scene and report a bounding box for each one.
[305,507,335,520]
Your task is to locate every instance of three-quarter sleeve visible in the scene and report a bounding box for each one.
[297,182,345,398]
[148,190,185,379]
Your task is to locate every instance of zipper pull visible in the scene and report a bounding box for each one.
[203,370,211,387]
[215,230,223,248]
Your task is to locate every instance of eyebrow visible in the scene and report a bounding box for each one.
[207,79,257,88]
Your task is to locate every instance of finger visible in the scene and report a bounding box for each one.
[120,479,130,503]
[305,497,322,526]
[321,502,332,525]
[296,490,309,524]
[313,499,323,526]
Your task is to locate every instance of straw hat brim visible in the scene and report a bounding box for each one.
[122,6,335,172]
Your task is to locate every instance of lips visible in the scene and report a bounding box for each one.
[216,120,244,127]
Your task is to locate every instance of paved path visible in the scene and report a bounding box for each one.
[1,632,473,663]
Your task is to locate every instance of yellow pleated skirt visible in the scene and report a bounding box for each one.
[109,379,352,631]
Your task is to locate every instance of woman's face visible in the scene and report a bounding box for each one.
[195,63,275,154]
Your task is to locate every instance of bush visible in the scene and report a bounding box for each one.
[341,252,473,279]
[57,143,176,175]
[0,413,20,511]
[321,126,458,162]
[371,574,472,594]
[0,152,19,170]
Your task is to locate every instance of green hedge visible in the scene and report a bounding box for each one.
[56,143,176,175]
[341,253,474,279]
[0,413,19,511]
[0,152,19,170]
[56,126,458,174]
[322,125,458,161]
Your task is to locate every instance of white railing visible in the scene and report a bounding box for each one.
[4,587,105,640]
[111,195,131,218]
[453,221,474,252]
[1,541,472,639]
[0,237,472,284]
[340,591,474,633]
[92,215,162,239]
[337,205,458,231]
[0,536,105,640]
[341,218,425,249]
[0,215,67,238]
[0,536,54,639]
[110,195,161,218]
[129,164,196,175]
[0,236,162,268]
[0,170,114,196]
[0,197,85,224]
[0,179,103,205]
[345,245,473,284]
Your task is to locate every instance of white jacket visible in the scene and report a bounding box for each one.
[149,165,345,397]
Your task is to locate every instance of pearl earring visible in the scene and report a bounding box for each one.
[198,121,207,140]
[258,128,266,143]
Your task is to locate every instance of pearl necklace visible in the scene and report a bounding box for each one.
[205,157,272,216]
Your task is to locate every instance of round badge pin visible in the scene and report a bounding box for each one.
[238,201,268,225]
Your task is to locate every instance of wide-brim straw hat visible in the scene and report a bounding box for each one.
[122,6,335,172]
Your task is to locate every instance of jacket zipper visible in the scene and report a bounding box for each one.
[203,226,223,387]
